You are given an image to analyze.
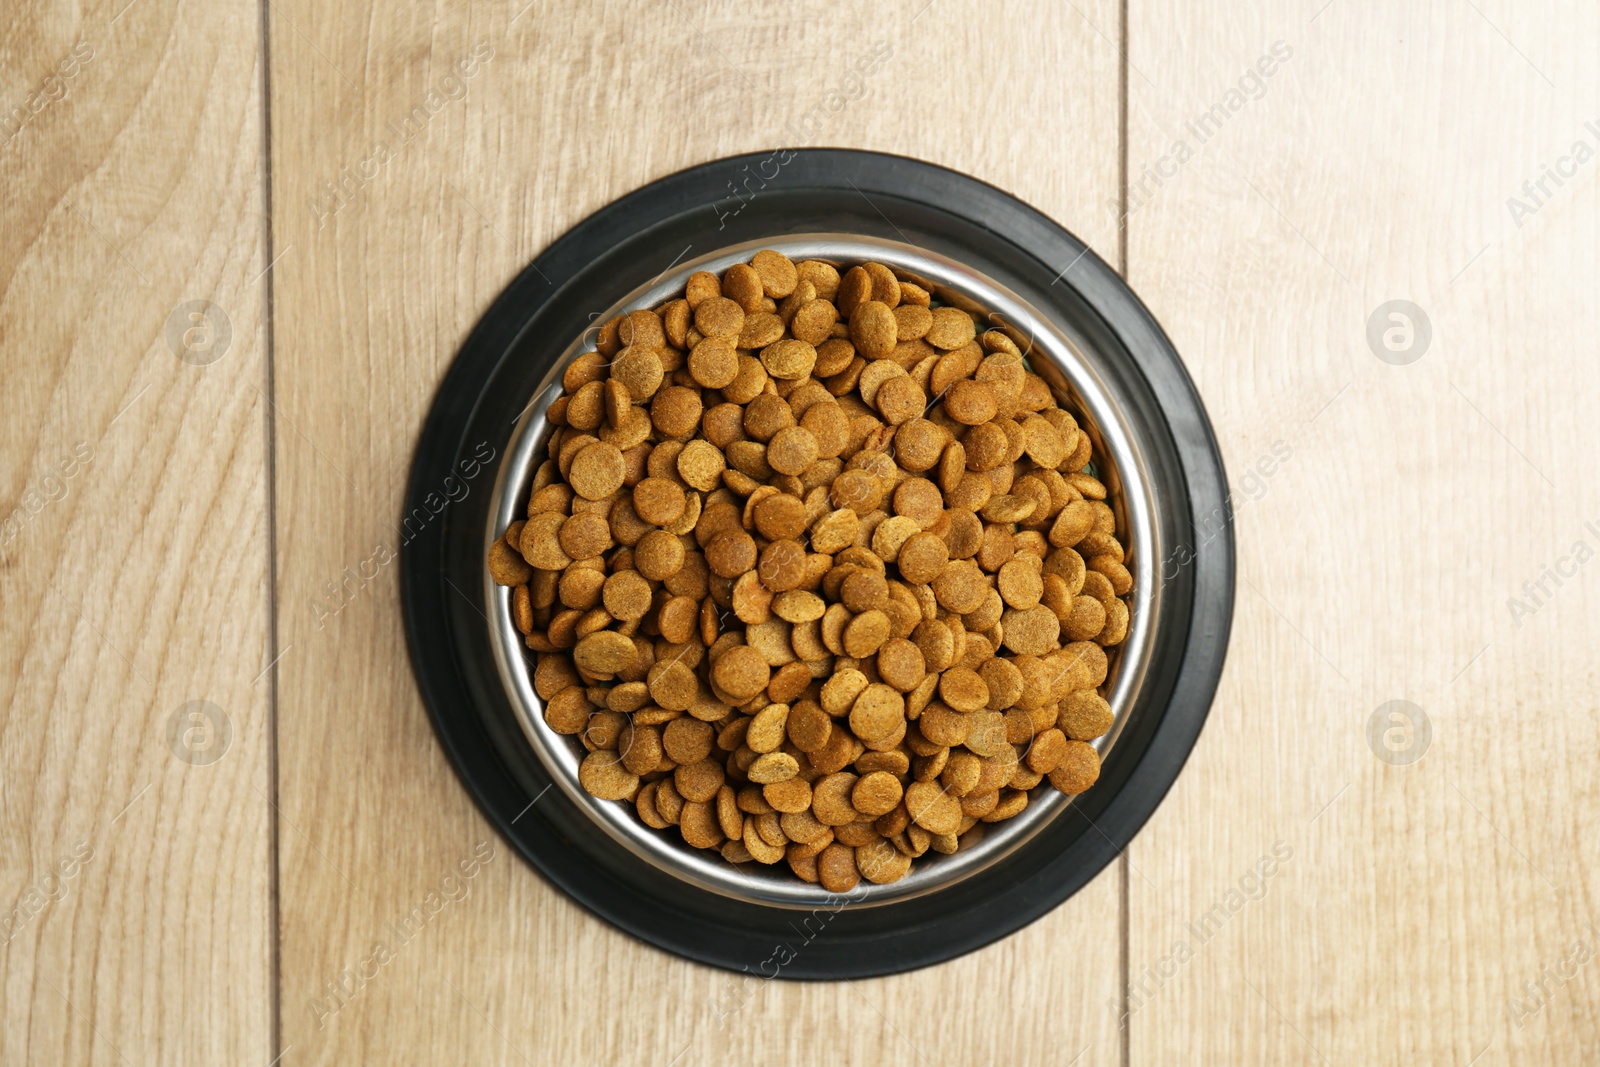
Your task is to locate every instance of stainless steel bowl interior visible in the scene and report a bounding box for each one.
[484,235,1163,910]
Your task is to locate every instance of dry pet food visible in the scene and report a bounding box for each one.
[492,250,1132,888]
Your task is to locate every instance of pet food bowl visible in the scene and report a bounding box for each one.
[402,150,1233,978]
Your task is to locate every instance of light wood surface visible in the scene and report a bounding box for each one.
[3,0,1597,1063]
[1125,2,1600,1064]
[0,1,273,1065]
[267,2,1123,1065]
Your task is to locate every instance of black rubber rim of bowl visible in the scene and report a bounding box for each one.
[401,149,1234,980]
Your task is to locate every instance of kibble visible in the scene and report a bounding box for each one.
[492,250,1133,886]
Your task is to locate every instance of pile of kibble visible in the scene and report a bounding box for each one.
[488,250,1131,891]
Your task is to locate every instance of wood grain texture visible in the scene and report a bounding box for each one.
[11,0,1593,1062]
[1125,1,1600,1063]
[0,0,272,1064]
[265,1,1124,1064]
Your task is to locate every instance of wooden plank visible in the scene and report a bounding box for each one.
[266,1,1125,1063]
[1125,1,1600,1063]
[0,1,272,1064]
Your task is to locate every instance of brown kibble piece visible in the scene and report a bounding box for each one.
[573,631,637,674]
[836,266,872,317]
[711,645,771,699]
[648,660,698,712]
[1049,500,1095,547]
[559,512,613,560]
[754,493,808,541]
[1048,741,1101,794]
[688,336,739,388]
[768,661,812,703]
[862,262,901,306]
[764,776,812,814]
[1026,728,1068,774]
[694,296,744,339]
[877,638,926,692]
[849,301,897,359]
[1060,689,1115,740]
[918,702,969,747]
[941,750,982,796]
[856,839,912,884]
[812,772,861,826]
[761,338,817,381]
[519,513,570,571]
[634,530,686,581]
[932,561,988,614]
[743,393,795,441]
[904,781,962,835]
[758,539,808,592]
[893,304,932,341]
[848,684,905,742]
[716,785,744,840]
[748,751,800,784]
[1089,556,1134,596]
[925,307,976,350]
[843,609,892,658]
[938,666,989,712]
[651,386,702,438]
[489,539,533,585]
[1002,605,1062,656]
[796,260,840,301]
[979,657,1024,710]
[767,426,819,475]
[751,250,798,298]
[611,346,664,402]
[677,440,726,491]
[944,380,998,425]
[676,758,726,803]
[852,771,904,817]
[684,272,721,308]
[818,843,860,892]
[1063,594,1108,641]
[791,299,838,345]
[963,710,1011,757]
[663,717,714,764]
[736,828,780,868]
[875,374,925,426]
[897,532,949,584]
[723,262,765,312]
[679,801,723,848]
[636,784,669,829]
[787,702,833,752]
[821,670,869,715]
[544,687,592,734]
[1080,569,1117,614]
[619,309,665,349]
[964,423,1010,472]
[633,477,687,526]
[1099,598,1129,646]
[772,589,825,624]
[781,809,830,845]
[619,721,663,775]
[894,418,945,472]
[601,570,653,621]
[840,570,888,612]
[579,751,638,801]
[569,442,626,500]
[740,311,785,349]
[746,703,789,753]
[997,559,1043,609]
[706,528,758,578]
[533,654,581,700]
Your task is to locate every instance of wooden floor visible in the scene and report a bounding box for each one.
[3,1,1597,1063]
